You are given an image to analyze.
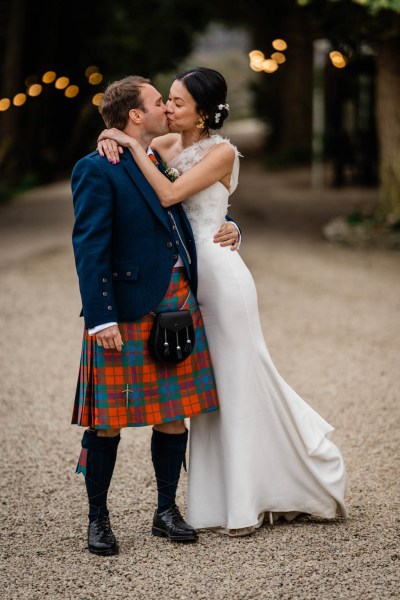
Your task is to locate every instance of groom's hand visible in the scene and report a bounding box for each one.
[96,325,124,351]
[214,223,239,251]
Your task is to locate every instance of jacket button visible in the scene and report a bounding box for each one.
[166,242,173,248]
[112,272,117,278]
[126,271,131,276]
[102,277,108,283]
[107,305,113,311]
[173,254,178,260]
[103,291,108,297]
[175,240,180,245]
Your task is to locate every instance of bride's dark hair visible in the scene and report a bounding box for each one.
[175,67,229,134]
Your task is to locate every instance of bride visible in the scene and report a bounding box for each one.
[98,67,347,536]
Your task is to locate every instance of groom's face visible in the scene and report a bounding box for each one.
[139,84,169,137]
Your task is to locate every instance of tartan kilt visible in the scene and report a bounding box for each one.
[71,268,219,429]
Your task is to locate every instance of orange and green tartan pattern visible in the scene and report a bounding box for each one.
[72,269,219,429]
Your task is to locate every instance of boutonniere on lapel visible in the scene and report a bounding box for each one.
[148,152,180,182]
[163,164,180,182]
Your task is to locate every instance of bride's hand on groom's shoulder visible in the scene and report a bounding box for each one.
[97,128,130,164]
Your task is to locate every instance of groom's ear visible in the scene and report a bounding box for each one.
[129,108,142,124]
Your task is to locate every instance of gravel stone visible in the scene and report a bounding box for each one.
[1,161,399,599]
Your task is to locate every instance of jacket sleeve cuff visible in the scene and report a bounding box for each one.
[88,322,118,336]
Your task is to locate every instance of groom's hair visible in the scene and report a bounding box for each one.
[100,75,150,129]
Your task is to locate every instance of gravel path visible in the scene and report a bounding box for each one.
[1,161,399,599]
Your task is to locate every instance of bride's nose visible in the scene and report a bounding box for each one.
[166,100,173,113]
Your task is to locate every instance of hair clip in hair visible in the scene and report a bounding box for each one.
[217,103,230,112]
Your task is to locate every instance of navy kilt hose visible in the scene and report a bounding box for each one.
[72,268,219,429]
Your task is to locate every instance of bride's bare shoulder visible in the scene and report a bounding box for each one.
[151,133,180,153]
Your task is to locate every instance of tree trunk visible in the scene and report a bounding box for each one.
[278,9,313,160]
[375,38,400,224]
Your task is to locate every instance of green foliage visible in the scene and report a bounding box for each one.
[298,0,400,15]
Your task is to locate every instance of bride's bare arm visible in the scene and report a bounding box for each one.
[97,128,235,207]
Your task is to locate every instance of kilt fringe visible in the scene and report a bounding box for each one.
[72,269,219,429]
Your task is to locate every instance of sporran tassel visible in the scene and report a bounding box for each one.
[163,329,170,356]
[176,331,182,360]
[184,326,192,353]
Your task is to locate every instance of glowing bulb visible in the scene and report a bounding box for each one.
[65,85,79,98]
[28,84,43,97]
[272,39,287,51]
[92,93,104,106]
[0,98,11,111]
[249,50,265,59]
[271,52,286,64]
[25,75,38,87]
[85,65,100,77]
[263,59,279,73]
[331,51,347,68]
[42,71,57,84]
[13,93,27,106]
[88,73,103,85]
[55,77,70,90]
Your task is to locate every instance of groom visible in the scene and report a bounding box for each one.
[71,75,240,555]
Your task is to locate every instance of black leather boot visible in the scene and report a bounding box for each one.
[152,504,198,542]
[88,515,119,555]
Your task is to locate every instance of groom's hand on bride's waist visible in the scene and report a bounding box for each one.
[213,222,240,251]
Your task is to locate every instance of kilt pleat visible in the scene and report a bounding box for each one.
[72,269,219,429]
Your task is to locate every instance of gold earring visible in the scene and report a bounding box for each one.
[196,116,205,129]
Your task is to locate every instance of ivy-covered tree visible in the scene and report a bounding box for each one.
[298,0,400,224]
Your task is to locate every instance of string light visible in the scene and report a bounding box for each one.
[1,66,105,113]
[42,71,57,84]
[88,72,103,85]
[249,46,283,74]
[55,77,70,90]
[65,85,79,98]
[262,59,279,73]
[0,98,11,111]
[330,51,348,68]
[272,39,287,51]
[271,52,286,64]
[25,75,38,87]
[13,93,27,106]
[28,84,43,97]
[92,93,104,106]
[85,66,100,77]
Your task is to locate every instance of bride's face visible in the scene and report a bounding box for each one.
[166,80,203,133]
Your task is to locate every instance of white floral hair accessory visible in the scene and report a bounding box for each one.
[214,103,230,124]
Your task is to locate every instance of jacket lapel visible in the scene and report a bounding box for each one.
[120,151,170,230]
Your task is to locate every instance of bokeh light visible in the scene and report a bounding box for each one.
[65,85,79,98]
[55,77,70,90]
[0,98,11,111]
[13,93,27,107]
[249,50,265,59]
[263,59,279,73]
[28,84,43,97]
[88,72,103,85]
[25,75,38,87]
[42,71,57,84]
[85,65,100,77]
[272,39,287,51]
[92,93,104,106]
[271,52,286,64]
[330,51,348,69]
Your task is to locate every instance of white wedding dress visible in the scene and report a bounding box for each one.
[168,135,347,532]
